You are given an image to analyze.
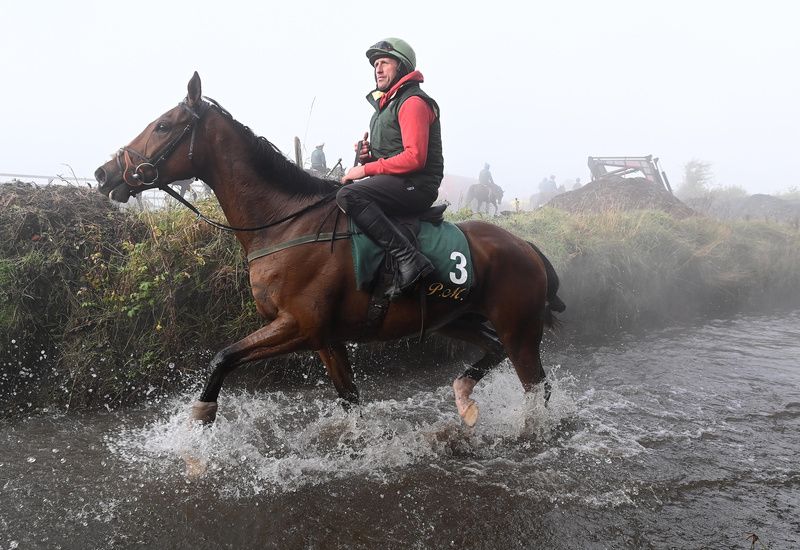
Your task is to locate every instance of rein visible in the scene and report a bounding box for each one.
[163,185,354,262]
[161,184,340,233]
[120,97,345,234]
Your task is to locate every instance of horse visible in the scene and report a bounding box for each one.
[464,183,503,216]
[172,177,197,199]
[94,72,565,428]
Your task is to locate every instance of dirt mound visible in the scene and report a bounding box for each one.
[547,176,695,218]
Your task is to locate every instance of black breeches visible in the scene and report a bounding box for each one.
[336,175,437,217]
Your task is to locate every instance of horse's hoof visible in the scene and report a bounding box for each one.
[459,400,479,427]
[190,401,218,425]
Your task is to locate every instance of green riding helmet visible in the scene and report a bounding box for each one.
[366,38,416,72]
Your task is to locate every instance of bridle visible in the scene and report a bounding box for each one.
[116,100,207,188]
[114,97,339,234]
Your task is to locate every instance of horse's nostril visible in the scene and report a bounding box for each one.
[94,167,107,185]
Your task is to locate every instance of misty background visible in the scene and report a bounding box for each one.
[1,0,798,202]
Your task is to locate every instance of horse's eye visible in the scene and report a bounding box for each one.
[156,121,170,132]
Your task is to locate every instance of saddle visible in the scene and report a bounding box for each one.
[349,203,473,334]
[394,204,447,233]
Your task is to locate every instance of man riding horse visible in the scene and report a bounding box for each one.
[461,164,503,215]
[339,37,443,299]
[479,163,502,199]
[94,69,565,432]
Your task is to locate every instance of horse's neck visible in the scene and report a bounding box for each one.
[204,168,326,254]
[199,114,331,252]
[212,175,318,243]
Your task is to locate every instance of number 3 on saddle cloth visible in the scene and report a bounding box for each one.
[349,205,474,304]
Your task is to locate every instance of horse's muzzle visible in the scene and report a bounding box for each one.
[94,165,109,187]
[94,161,131,202]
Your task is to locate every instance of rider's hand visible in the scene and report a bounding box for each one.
[341,165,366,184]
[354,131,371,164]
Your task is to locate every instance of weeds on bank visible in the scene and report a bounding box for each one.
[0,183,259,413]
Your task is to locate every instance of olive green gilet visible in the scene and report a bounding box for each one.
[366,82,444,189]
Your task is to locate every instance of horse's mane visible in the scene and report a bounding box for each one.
[203,97,339,197]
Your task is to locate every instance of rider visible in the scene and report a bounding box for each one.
[310,143,327,172]
[479,163,502,196]
[338,37,444,298]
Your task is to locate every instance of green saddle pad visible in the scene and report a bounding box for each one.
[350,219,474,300]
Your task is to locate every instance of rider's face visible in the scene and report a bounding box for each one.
[374,57,400,91]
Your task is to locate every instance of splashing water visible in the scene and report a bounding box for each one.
[106,363,576,497]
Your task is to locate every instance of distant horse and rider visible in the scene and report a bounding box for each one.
[463,163,504,215]
[464,182,504,215]
[94,72,565,433]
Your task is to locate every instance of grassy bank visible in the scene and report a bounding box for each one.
[1,183,258,414]
[481,207,800,332]
[2,183,799,414]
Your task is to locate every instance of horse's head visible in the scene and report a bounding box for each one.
[494,187,504,203]
[94,72,206,202]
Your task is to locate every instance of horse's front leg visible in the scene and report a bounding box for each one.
[191,314,304,424]
[317,342,359,406]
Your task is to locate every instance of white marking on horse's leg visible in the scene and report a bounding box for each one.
[182,401,218,479]
[190,400,218,424]
[453,377,479,427]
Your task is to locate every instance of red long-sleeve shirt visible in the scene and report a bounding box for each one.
[363,77,436,177]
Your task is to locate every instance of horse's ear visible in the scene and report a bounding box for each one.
[187,71,202,106]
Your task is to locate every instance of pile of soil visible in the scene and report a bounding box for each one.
[547,176,695,218]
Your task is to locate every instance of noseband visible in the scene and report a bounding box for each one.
[117,100,208,187]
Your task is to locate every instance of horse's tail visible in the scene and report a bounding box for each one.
[528,241,566,328]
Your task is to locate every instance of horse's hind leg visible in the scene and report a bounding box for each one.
[317,342,359,407]
[441,317,505,381]
[437,317,507,426]
[492,313,549,396]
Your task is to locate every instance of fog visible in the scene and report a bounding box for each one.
[1,0,798,201]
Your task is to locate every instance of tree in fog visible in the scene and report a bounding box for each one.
[710,184,748,200]
[677,159,714,199]
[777,185,800,201]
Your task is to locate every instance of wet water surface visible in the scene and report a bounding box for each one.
[2,312,799,549]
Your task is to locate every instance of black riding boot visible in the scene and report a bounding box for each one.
[351,203,435,298]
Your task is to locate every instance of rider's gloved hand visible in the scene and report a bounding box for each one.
[354,132,372,164]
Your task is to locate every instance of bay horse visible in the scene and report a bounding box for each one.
[94,72,565,427]
[464,183,504,216]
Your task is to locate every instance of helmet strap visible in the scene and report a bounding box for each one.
[395,64,410,80]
